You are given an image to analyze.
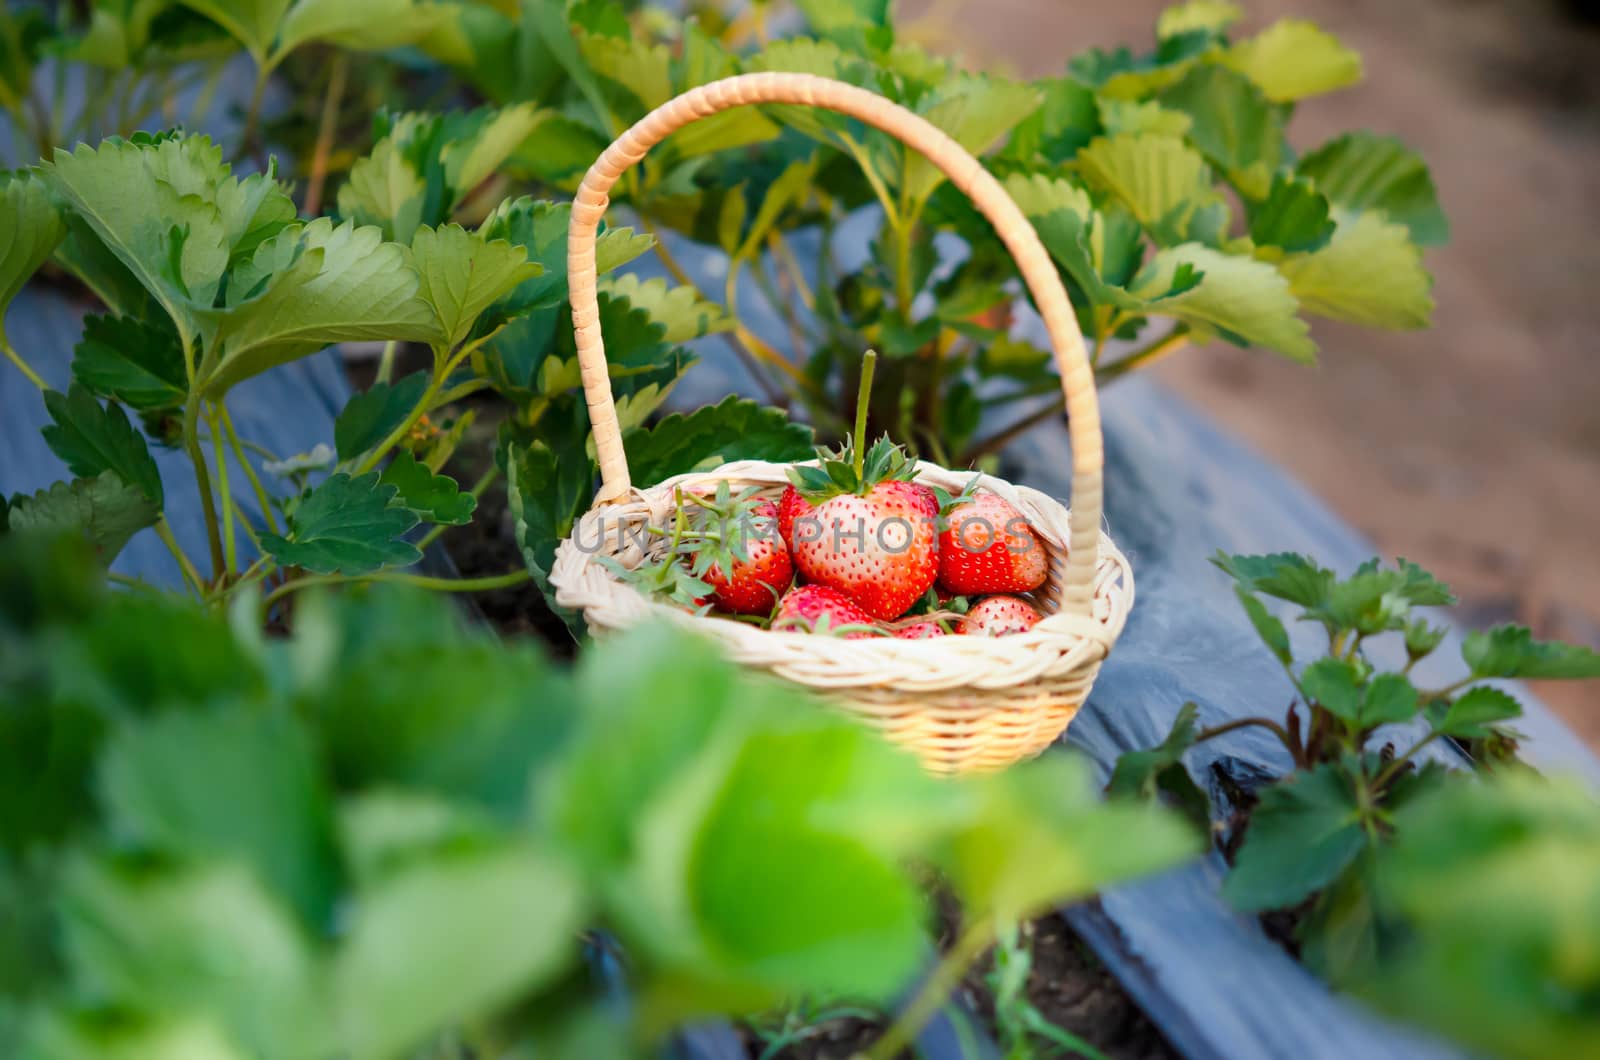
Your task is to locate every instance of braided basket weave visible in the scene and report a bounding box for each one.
[549,72,1134,774]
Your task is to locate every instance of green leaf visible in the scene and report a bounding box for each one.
[943,754,1201,923]
[59,856,328,1060]
[378,451,475,525]
[1158,65,1282,199]
[1157,1,1243,39]
[1432,686,1523,739]
[1004,77,1100,164]
[0,173,66,348]
[1393,558,1455,607]
[1224,764,1367,911]
[205,218,440,397]
[1220,19,1363,102]
[1311,568,1412,635]
[1235,586,1291,664]
[599,274,731,343]
[335,135,428,244]
[1133,243,1316,362]
[1003,171,1141,308]
[1462,625,1600,680]
[1105,702,1210,832]
[476,197,653,319]
[576,24,673,117]
[1362,673,1421,728]
[99,706,339,929]
[409,223,541,348]
[178,0,290,60]
[623,396,816,486]
[334,371,429,462]
[42,385,163,504]
[1213,551,1334,607]
[1296,132,1448,246]
[1096,97,1193,138]
[505,436,595,596]
[275,0,440,58]
[23,1010,253,1060]
[70,314,188,410]
[336,839,583,1060]
[1248,174,1335,254]
[902,74,1041,206]
[4,473,159,564]
[259,471,420,575]
[1278,211,1434,329]
[1077,133,1213,231]
[1300,657,1363,723]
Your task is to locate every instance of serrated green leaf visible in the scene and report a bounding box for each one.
[1249,173,1335,253]
[409,224,541,348]
[576,24,673,116]
[1220,19,1363,102]
[69,314,188,410]
[378,451,475,525]
[204,218,441,397]
[336,135,428,243]
[1106,702,1210,832]
[1432,686,1523,738]
[599,274,731,343]
[178,0,290,60]
[505,436,595,597]
[1133,243,1316,362]
[1393,558,1455,607]
[1224,764,1367,911]
[1004,77,1100,164]
[1297,132,1448,246]
[1077,133,1213,230]
[1362,673,1420,728]
[1213,551,1335,607]
[99,706,339,929]
[1235,586,1291,664]
[1312,569,1412,635]
[476,197,653,320]
[260,471,420,575]
[442,103,545,198]
[0,173,66,349]
[1462,626,1600,680]
[1278,211,1434,329]
[902,74,1041,206]
[5,473,158,564]
[1003,171,1141,308]
[335,371,429,462]
[1096,97,1193,138]
[336,839,583,1060]
[59,855,328,1059]
[1301,657,1363,723]
[42,385,163,504]
[1158,64,1282,199]
[623,396,815,486]
[1157,1,1243,39]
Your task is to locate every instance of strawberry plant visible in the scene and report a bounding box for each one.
[0,531,1198,1058]
[1110,551,1600,1054]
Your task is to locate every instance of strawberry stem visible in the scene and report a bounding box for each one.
[854,348,877,481]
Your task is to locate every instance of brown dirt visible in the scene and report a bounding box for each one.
[915,0,1600,745]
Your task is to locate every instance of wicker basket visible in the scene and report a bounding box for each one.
[549,72,1134,775]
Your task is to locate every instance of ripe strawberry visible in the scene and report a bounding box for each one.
[772,585,882,639]
[938,492,1048,596]
[777,484,810,552]
[894,619,949,639]
[787,441,939,621]
[695,499,793,615]
[957,595,1042,636]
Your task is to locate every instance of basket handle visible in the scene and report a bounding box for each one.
[569,72,1105,616]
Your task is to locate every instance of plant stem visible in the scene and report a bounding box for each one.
[1419,677,1474,704]
[1096,326,1191,384]
[183,390,226,580]
[853,349,877,477]
[1196,715,1300,763]
[354,373,444,475]
[1,337,46,390]
[867,919,994,1060]
[238,63,271,165]
[155,517,206,599]
[219,403,281,534]
[375,340,399,384]
[1373,731,1441,790]
[264,567,531,609]
[208,407,238,574]
[301,52,348,217]
[959,399,1063,464]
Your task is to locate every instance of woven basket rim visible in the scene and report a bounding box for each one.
[549,459,1135,693]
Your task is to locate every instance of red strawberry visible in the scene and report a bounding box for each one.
[777,484,811,552]
[938,493,1048,596]
[957,595,1042,636]
[772,585,882,639]
[894,619,949,639]
[697,499,793,615]
[789,475,939,621]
